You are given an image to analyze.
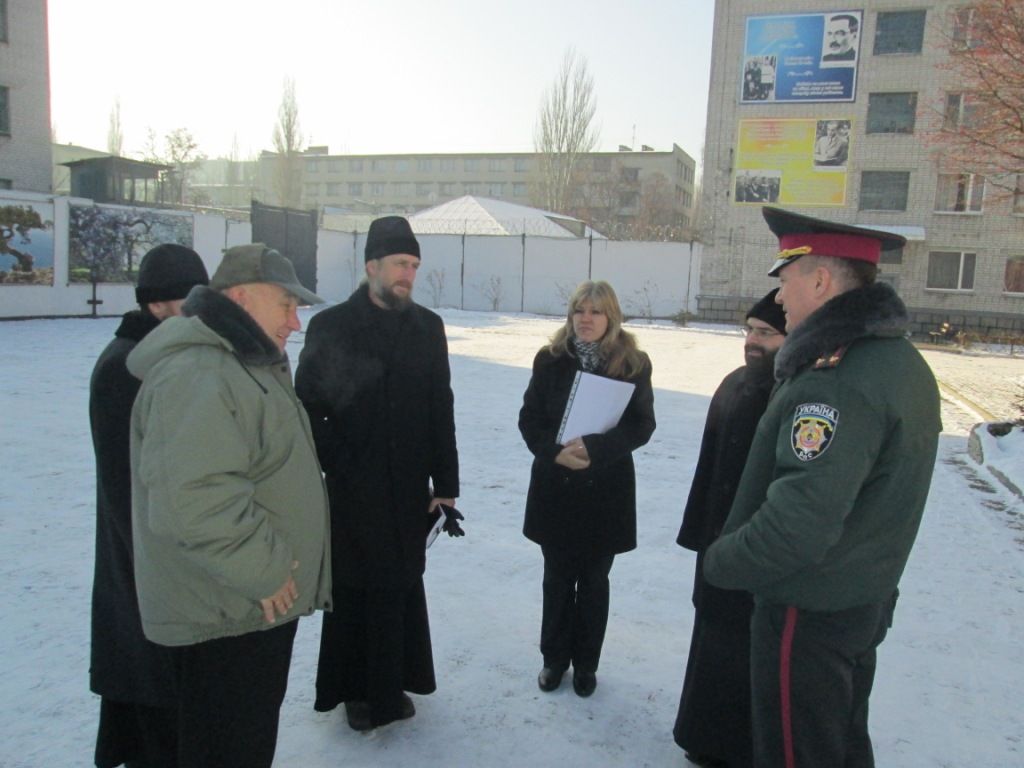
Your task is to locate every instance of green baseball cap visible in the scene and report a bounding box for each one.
[210,243,323,305]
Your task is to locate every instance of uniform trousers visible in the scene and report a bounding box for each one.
[540,546,615,672]
[94,698,177,768]
[169,620,297,768]
[750,593,897,768]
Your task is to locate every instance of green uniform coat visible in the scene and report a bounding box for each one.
[704,281,941,611]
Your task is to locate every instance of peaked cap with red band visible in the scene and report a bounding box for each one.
[763,206,906,277]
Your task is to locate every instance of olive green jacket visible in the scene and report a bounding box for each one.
[127,287,331,646]
[704,282,941,611]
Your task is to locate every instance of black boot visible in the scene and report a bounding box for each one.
[572,669,597,697]
[537,666,567,692]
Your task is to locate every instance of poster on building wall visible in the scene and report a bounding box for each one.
[68,205,194,283]
[0,200,56,286]
[734,119,850,206]
[741,11,862,103]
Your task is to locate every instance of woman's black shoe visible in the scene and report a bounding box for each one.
[537,666,566,692]
[572,669,597,697]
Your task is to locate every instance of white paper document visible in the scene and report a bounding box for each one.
[556,371,636,444]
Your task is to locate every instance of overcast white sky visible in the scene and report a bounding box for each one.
[47,0,714,163]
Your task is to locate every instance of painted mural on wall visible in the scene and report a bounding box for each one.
[68,204,194,283]
[741,11,862,103]
[0,201,56,286]
[734,118,851,207]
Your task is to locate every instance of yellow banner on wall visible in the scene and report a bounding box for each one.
[733,118,850,207]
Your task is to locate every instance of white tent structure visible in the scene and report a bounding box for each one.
[409,195,605,239]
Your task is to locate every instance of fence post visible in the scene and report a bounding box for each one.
[521,231,526,312]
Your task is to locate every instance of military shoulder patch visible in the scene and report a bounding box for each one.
[791,402,839,461]
[813,344,849,369]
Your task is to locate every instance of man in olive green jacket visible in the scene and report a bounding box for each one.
[704,208,941,768]
[128,244,331,768]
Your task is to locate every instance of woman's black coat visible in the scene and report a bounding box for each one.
[89,310,176,707]
[519,348,655,556]
[295,284,459,590]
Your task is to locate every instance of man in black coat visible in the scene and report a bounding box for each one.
[295,216,460,732]
[673,290,786,768]
[89,244,208,768]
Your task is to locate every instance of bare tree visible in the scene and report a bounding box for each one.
[142,127,204,204]
[532,49,599,214]
[427,268,447,308]
[926,0,1024,200]
[107,99,124,156]
[272,77,305,209]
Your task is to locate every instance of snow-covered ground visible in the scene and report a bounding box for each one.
[1,309,1022,767]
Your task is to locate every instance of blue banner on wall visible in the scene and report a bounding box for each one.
[741,11,862,103]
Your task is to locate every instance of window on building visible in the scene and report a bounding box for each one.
[464,182,480,195]
[325,183,342,196]
[859,171,910,211]
[488,182,504,196]
[329,159,344,173]
[393,182,411,196]
[1015,175,1024,214]
[439,182,456,195]
[440,158,456,172]
[0,86,8,135]
[0,179,12,190]
[593,157,611,172]
[621,167,640,183]
[873,10,927,54]
[349,159,363,172]
[952,7,980,49]
[512,182,528,197]
[1005,257,1024,293]
[880,246,904,265]
[370,159,387,172]
[464,158,480,172]
[927,251,976,290]
[514,158,529,173]
[0,1,7,43]
[348,182,362,196]
[866,92,917,134]
[876,272,901,291]
[943,93,979,131]
[370,183,385,196]
[935,173,985,213]
[305,159,320,173]
[394,159,409,173]
[416,182,432,197]
[488,158,505,172]
[619,191,639,208]
[417,158,433,172]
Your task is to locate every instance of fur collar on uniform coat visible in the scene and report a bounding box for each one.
[775,281,909,381]
[181,285,285,366]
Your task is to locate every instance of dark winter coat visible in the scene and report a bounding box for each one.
[294,284,460,589]
[519,348,655,556]
[127,288,332,646]
[89,310,175,706]
[677,363,773,618]
[705,282,942,611]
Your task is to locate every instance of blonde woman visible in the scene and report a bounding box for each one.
[518,281,656,697]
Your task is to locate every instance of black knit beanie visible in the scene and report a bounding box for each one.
[364,216,421,263]
[746,288,787,334]
[136,244,209,304]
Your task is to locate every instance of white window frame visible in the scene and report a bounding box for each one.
[935,172,985,213]
[927,251,976,291]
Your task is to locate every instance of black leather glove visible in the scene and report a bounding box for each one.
[439,504,465,537]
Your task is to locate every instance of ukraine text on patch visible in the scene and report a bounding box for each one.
[791,402,839,462]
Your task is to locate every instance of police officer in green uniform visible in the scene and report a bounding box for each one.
[704,207,942,768]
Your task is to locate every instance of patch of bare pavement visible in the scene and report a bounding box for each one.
[917,344,1024,433]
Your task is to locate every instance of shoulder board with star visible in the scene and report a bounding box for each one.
[813,344,849,369]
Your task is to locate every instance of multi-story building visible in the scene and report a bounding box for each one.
[256,143,697,238]
[699,0,1023,336]
[0,0,52,192]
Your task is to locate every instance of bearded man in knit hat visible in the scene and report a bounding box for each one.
[89,243,208,768]
[673,288,787,768]
[295,215,461,732]
[704,207,942,768]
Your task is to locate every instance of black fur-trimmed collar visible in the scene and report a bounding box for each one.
[775,281,908,381]
[181,286,284,366]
